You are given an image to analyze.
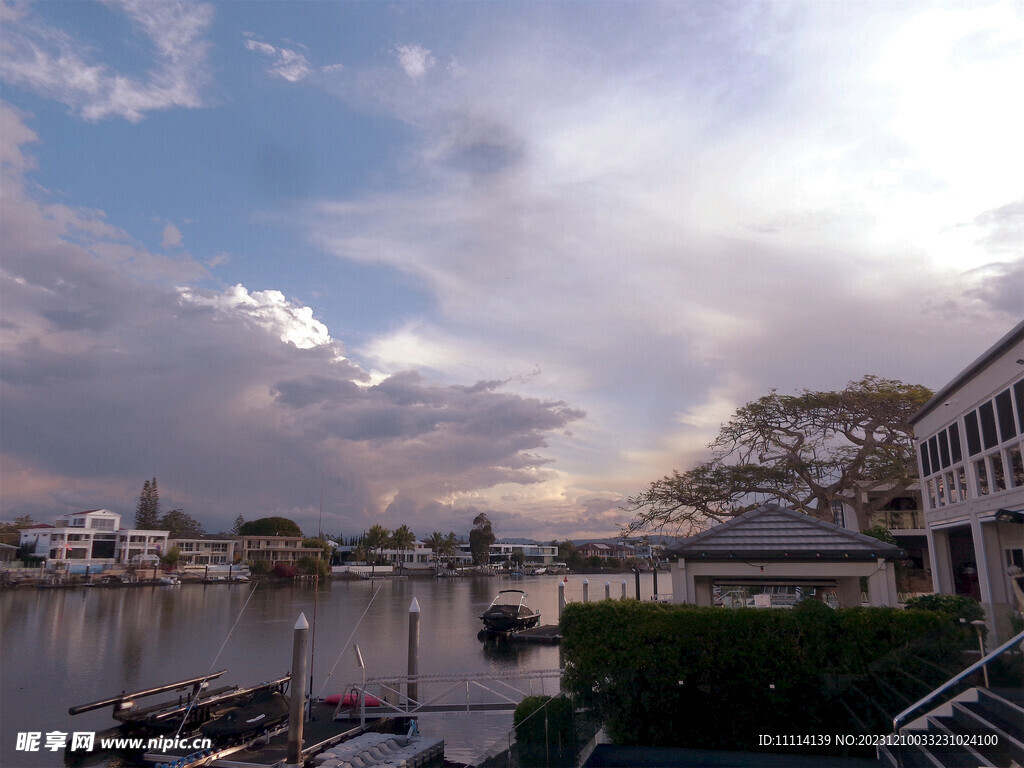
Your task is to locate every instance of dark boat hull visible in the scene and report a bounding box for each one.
[480,606,541,633]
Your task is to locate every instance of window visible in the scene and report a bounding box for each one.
[979,402,998,449]
[938,430,951,469]
[956,466,968,501]
[996,389,1017,441]
[965,411,982,456]
[949,422,963,463]
[975,459,989,495]
[1014,380,1024,433]
[992,453,1006,492]
[1010,446,1024,488]
[935,474,946,506]
[928,436,940,473]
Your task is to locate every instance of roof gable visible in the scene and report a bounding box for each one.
[668,503,905,561]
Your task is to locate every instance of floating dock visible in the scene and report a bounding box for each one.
[508,624,561,644]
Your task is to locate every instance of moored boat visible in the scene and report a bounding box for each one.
[480,589,540,634]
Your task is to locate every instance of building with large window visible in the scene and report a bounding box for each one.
[170,536,236,566]
[18,509,169,566]
[910,321,1024,642]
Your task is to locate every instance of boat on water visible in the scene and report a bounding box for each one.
[479,589,541,634]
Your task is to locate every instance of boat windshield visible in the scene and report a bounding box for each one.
[490,591,527,607]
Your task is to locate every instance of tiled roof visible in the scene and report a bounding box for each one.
[668,503,905,561]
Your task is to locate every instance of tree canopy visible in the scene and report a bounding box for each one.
[158,509,205,539]
[135,478,161,529]
[238,516,303,537]
[626,376,932,534]
[469,513,495,566]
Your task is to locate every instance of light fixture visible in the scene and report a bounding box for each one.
[995,508,1024,524]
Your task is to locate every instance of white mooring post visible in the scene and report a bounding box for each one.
[558,580,565,618]
[583,579,589,602]
[408,597,420,708]
[621,580,627,599]
[286,613,309,767]
[605,581,611,600]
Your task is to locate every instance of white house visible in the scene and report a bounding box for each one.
[489,542,558,566]
[19,509,169,567]
[910,321,1024,642]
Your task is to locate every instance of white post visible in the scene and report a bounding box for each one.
[286,613,309,766]
[583,579,589,602]
[408,597,420,708]
[605,581,611,600]
[621,580,627,599]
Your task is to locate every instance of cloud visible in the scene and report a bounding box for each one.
[244,37,312,82]
[0,104,584,535]
[306,0,1022,509]
[243,34,344,82]
[0,0,214,122]
[396,44,435,80]
[161,223,183,249]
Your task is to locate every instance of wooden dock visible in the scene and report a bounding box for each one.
[509,624,561,644]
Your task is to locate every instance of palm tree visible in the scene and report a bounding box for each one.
[441,532,459,570]
[390,524,416,573]
[425,531,446,569]
[364,525,390,576]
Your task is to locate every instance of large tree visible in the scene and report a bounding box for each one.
[626,376,933,534]
[389,524,416,571]
[469,513,495,566]
[238,516,303,537]
[135,478,161,529]
[158,509,205,539]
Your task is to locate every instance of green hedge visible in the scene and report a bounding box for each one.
[560,599,963,753]
[513,695,576,767]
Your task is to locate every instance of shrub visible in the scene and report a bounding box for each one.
[514,696,575,767]
[560,600,959,753]
[272,562,297,578]
[904,593,985,623]
[297,556,329,578]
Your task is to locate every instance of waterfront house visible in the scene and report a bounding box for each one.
[235,535,313,565]
[169,536,236,566]
[488,541,558,566]
[910,320,1024,642]
[18,509,168,568]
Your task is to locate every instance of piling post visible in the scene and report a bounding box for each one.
[605,581,611,600]
[583,579,589,602]
[558,581,565,619]
[621,580,627,599]
[652,566,659,601]
[286,613,309,766]
[634,568,641,600]
[408,597,420,708]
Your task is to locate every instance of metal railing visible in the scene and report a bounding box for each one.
[892,628,1024,733]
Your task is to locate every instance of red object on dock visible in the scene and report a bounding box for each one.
[323,692,383,707]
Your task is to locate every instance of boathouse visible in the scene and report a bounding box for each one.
[668,503,905,607]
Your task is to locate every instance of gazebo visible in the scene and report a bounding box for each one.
[668,503,905,607]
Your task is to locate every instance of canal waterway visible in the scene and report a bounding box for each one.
[0,572,668,767]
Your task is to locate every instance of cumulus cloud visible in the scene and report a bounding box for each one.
[0,0,214,122]
[396,44,435,80]
[0,104,584,535]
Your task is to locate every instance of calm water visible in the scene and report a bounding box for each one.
[0,573,668,767]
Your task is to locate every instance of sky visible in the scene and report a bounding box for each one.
[1,0,1021,541]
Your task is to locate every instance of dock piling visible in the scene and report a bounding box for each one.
[558,581,565,618]
[621,580,627,599]
[582,579,589,602]
[633,568,641,600]
[408,597,420,707]
[286,613,309,766]
[605,581,610,600]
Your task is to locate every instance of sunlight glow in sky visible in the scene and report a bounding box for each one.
[1,0,1020,539]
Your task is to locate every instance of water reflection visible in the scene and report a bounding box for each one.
[0,573,667,766]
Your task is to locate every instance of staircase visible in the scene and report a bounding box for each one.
[878,631,1024,768]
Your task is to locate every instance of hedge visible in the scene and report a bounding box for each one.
[560,599,964,753]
